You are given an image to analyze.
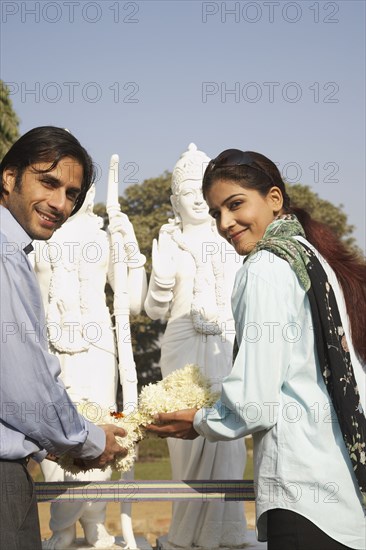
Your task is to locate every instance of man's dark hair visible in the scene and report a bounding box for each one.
[0,126,96,215]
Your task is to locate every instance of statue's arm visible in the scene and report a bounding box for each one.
[127,264,148,315]
[144,267,174,320]
[144,231,177,321]
[107,213,147,314]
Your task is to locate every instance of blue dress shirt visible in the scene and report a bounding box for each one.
[0,206,105,461]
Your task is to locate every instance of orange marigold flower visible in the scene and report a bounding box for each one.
[110,411,124,419]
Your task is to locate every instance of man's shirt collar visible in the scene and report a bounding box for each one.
[0,205,34,254]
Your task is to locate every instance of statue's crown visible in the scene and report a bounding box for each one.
[171,143,211,195]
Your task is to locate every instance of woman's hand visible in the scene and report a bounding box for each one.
[146,409,199,440]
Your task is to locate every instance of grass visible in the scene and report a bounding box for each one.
[33,436,254,482]
[113,436,254,481]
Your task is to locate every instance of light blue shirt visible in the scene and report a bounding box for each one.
[0,206,105,461]
[194,240,366,549]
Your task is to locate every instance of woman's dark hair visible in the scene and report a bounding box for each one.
[203,149,366,363]
[0,126,96,215]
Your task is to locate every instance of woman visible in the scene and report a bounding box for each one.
[144,144,248,548]
[147,150,366,549]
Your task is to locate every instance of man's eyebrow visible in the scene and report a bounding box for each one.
[38,174,61,185]
[38,174,81,195]
[68,186,82,196]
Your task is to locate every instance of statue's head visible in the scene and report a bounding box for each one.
[171,143,211,226]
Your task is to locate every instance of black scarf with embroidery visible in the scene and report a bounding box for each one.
[234,215,366,506]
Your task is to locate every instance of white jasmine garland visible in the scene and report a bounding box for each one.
[58,364,219,474]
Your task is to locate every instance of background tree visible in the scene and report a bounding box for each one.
[0,80,20,159]
[95,174,359,389]
[287,183,355,248]
[95,171,173,389]
[119,171,174,388]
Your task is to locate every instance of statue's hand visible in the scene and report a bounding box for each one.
[108,212,137,245]
[152,232,176,288]
[109,211,146,268]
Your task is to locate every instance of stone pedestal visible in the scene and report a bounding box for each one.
[156,531,267,550]
[42,536,153,549]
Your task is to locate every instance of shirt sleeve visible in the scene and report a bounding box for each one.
[0,252,105,459]
[194,251,304,441]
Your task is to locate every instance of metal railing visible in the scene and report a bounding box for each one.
[35,479,256,503]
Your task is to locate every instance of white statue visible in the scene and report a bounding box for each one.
[33,183,147,549]
[144,144,248,548]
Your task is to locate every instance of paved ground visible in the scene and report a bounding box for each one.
[38,500,258,548]
[34,460,263,549]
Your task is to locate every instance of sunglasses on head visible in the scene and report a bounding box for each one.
[207,149,272,181]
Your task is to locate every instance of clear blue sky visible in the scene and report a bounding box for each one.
[1,0,365,249]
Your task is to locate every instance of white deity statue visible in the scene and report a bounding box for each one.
[144,144,248,548]
[33,184,147,549]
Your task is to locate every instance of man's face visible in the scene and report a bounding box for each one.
[1,157,83,240]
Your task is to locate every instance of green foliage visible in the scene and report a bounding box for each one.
[120,171,173,386]
[110,438,172,480]
[119,173,174,388]
[95,171,173,272]
[95,172,173,390]
[137,437,170,460]
[133,458,172,481]
[0,80,20,160]
[93,202,108,221]
[287,183,355,247]
[118,171,173,272]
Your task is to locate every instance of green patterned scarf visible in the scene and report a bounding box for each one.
[243,214,366,507]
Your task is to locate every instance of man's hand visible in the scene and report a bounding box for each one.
[76,424,127,470]
[45,453,59,462]
[146,409,199,440]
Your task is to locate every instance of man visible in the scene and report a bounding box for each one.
[0,126,127,549]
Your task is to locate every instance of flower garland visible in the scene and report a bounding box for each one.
[58,364,219,474]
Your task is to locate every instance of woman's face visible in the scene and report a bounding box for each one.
[172,179,211,225]
[206,179,283,255]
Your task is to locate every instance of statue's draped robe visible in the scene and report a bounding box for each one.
[37,213,117,535]
[160,242,248,548]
